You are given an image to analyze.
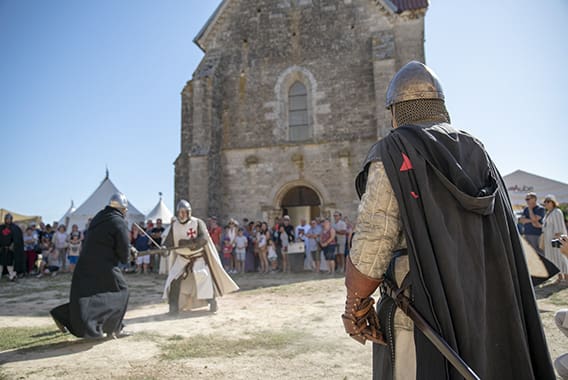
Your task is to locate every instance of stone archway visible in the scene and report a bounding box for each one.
[279,185,321,226]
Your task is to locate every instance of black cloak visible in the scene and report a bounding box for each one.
[51,206,130,338]
[358,123,555,380]
[0,222,24,272]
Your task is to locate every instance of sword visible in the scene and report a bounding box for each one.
[133,222,163,249]
[382,277,480,380]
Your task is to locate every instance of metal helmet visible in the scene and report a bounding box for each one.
[385,61,445,109]
[176,200,191,213]
[109,192,128,211]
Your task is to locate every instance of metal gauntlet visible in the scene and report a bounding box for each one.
[342,256,385,345]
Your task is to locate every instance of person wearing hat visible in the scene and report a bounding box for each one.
[343,61,555,379]
[50,192,132,339]
[518,192,546,252]
[536,194,568,283]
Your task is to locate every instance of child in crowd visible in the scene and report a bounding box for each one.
[234,228,248,274]
[67,235,81,273]
[267,239,278,272]
[222,237,233,273]
[37,241,60,278]
[23,227,38,275]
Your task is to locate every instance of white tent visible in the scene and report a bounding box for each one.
[503,170,568,208]
[58,201,76,227]
[145,194,174,225]
[62,172,145,231]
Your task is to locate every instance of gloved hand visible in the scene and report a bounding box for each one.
[342,256,386,345]
[129,246,138,259]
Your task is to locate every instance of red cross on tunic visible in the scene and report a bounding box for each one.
[186,228,197,238]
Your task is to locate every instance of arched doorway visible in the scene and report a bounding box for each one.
[280,186,321,225]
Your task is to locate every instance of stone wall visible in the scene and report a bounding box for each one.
[175,0,426,222]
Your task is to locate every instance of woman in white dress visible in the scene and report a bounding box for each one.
[539,194,568,282]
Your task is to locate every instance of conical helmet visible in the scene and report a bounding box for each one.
[386,61,445,109]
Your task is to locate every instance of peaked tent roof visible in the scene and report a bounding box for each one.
[146,196,174,225]
[0,208,41,226]
[58,201,76,226]
[63,173,145,230]
[193,0,429,51]
[503,170,568,207]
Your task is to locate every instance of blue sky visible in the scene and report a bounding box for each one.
[1,0,566,224]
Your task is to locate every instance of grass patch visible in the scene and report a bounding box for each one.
[161,330,304,360]
[0,326,72,351]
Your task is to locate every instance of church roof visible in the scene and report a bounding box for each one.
[193,0,429,51]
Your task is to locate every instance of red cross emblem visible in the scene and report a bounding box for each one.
[186,228,197,238]
[2,228,11,236]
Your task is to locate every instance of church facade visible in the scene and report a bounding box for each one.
[175,0,428,224]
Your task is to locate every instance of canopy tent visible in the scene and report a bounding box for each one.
[61,172,145,231]
[503,170,568,208]
[0,208,41,226]
[145,195,174,225]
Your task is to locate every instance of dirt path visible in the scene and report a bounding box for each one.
[0,272,566,379]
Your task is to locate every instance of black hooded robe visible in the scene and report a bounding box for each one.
[361,123,555,380]
[50,206,130,338]
[0,222,24,273]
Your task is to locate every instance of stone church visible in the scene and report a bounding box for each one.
[175,0,428,225]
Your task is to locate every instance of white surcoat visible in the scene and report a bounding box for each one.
[162,217,239,310]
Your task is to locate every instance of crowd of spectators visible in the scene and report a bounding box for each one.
[2,211,355,279]
[205,212,354,275]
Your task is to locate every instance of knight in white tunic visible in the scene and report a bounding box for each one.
[162,200,238,314]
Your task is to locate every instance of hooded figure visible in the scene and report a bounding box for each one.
[0,214,24,281]
[342,61,555,380]
[50,193,131,339]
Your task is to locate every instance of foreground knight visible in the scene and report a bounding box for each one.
[343,61,555,379]
[162,200,238,314]
[51,192,131,339]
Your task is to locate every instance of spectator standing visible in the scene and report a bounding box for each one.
[134,227,151,274]
[306,219,322,273]
[222,237,233,272]
[67,234,81,273]
[271,217,282,271]
[319,219,336,274]
[227,219,238,273]
[208,217,223,252]
[279,225,291,273]
[257,222,269,273]
[52,225,69,272]
[518,192,546,252]
[332,211,347,273]
[538,194,568,283]
[234,228,248,274]
[150,219,165,273]
[23,227,38,275]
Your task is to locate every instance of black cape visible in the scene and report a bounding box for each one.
[51,206,130,338]
[358,123,555,380]
[0,222,24,272]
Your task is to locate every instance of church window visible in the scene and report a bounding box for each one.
[288,81,310,141]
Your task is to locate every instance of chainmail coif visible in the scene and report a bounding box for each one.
[394,99,451,126]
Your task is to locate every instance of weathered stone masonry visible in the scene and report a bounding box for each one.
[175,0,427,223]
